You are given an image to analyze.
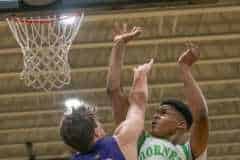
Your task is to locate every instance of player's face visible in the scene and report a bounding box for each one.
[151,105,183,138]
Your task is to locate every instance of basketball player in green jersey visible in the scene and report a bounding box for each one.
[106,23,208,160]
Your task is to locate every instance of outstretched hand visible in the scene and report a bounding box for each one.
[178,42,200,67]
[113,23,143,43]
[133,59,153,84]
[129,59,154,106]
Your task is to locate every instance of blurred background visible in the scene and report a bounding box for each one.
[0,0,239,159]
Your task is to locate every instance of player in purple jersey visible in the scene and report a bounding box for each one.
[60,48,153,159]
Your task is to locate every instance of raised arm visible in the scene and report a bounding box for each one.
[106,23,142,125]
[178,42,209,158]
[113,59,153,159]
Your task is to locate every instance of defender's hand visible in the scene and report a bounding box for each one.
[129,59,154,106]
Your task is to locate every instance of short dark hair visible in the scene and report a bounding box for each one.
[60,103,97,153]
[160,99,193,129]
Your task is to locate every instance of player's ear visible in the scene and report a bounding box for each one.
[177,120,187,130]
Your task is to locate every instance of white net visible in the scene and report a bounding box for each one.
[6,13,84,91]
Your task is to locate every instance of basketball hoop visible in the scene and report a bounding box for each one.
[6,13,84,91]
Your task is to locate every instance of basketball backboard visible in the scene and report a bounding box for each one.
[0,0,191,13]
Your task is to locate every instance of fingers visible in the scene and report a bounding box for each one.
[113,22,143,42]
[179,41,201,66]
[148,58,154,67]
[185,41,200,57]
[133,59,154,76]
[185,41,196,50]
[132,26,137,33]
[190,42,200,58]
[185,41,199,50]
[114,22,142,35]
[185,41,191,49]
[132,26,143,33]
[144,58,154,74]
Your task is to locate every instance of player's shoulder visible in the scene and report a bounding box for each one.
[176,142,193,160]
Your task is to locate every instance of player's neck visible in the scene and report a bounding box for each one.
[162,133,183,145]
[168,134,179,144]
[93,135,104,143]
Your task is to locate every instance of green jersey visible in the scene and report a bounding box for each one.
[138,132,192,160]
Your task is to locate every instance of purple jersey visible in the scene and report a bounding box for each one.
[71,136,125,160]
